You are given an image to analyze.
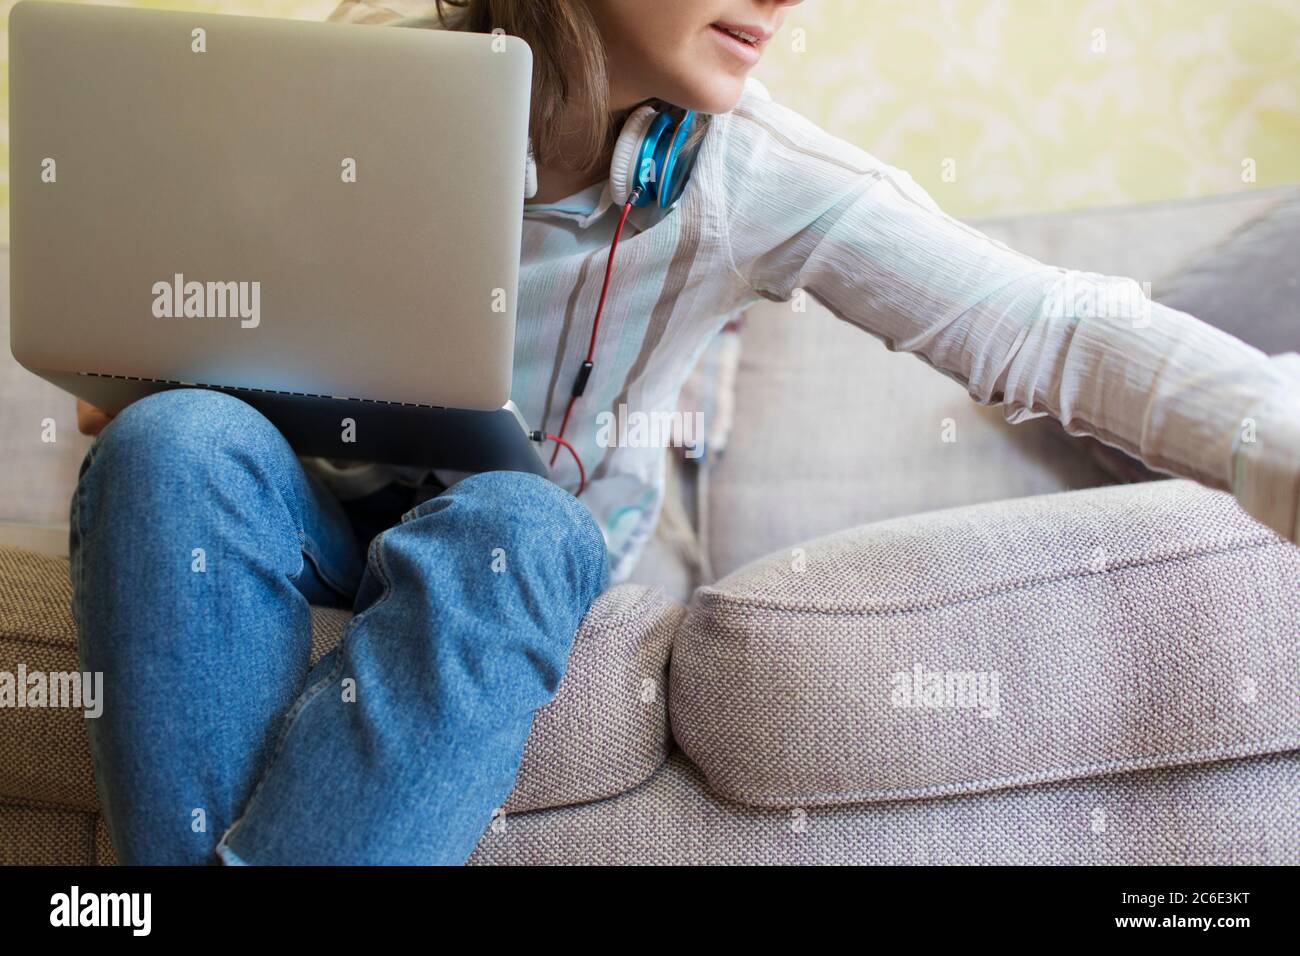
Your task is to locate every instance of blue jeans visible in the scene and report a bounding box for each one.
[69,389,608,865]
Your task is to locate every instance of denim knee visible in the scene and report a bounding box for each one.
[409,470,609,595]
[85,389,294,497]
[72,388,307,567]
[100,388,280,462]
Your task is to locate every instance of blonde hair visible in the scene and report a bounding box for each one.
[429,0,711,179]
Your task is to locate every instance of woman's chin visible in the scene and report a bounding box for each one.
[672,75,749,115]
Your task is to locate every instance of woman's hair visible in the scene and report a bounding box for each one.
[431,0,710,179]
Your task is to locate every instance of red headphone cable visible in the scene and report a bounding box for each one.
[534,186,642,495]
[529,431,586,495]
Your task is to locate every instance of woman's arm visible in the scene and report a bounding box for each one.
[713,89,1300,543]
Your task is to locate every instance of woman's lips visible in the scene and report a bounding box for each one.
[708,23,763,65]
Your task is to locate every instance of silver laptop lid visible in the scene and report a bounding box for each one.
[9,1,531,411]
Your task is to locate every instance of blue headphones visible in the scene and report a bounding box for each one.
[524,102,700,210]
[608,103,699,209]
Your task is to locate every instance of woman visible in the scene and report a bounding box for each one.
[73,0,1299,865]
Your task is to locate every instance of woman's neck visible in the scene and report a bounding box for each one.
[529,163,607,205]
[529,103,634,205]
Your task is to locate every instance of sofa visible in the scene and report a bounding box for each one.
[3,185,1298,865]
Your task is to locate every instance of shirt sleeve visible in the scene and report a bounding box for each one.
[713,90,1300,500]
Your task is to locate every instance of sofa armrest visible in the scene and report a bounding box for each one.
[670,480,1300,807]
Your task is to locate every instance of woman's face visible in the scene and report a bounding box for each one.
[586,0,802,114]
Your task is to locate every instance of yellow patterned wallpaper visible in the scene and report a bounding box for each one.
[2,0,1298,240]
[753,0,1300,216]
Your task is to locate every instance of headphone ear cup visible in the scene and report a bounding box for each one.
[609,105,659,206]
[655,110,696,209]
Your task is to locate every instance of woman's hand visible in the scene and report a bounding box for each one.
[76,399,113,437]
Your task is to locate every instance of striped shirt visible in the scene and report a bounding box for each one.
[315,2,1300,581]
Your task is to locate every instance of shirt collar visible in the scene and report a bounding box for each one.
[523,180,615,229]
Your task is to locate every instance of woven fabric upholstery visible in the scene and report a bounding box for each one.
[0,545,681,814]
[505,586,681,813]
[0,799,107,866]
[671,480,1300,807]
[467,749,1300,865]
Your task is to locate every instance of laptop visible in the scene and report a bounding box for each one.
[8,0,547,476]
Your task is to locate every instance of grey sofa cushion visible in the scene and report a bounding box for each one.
[1157,196,1300,357]
[670,480,1300,807]
[707,301,1114,579]
[464,749,1300,865]
[971,186,1298,283]
[505,584,683,813]
[0,545,682,815]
